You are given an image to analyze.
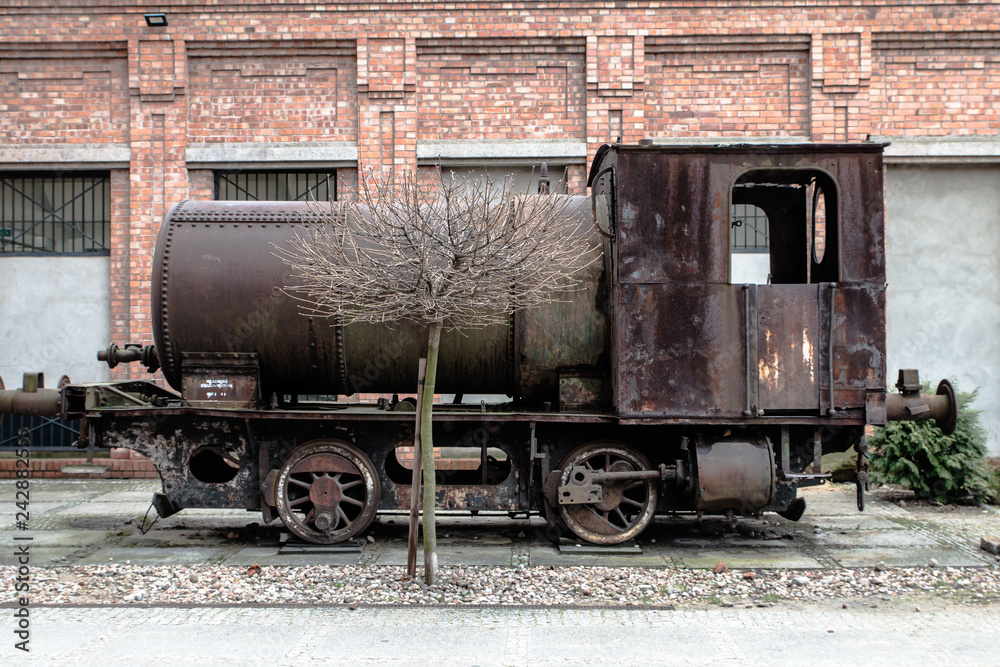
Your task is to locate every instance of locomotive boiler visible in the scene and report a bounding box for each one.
[1,143,956,546]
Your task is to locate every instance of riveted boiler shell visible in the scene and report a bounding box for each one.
[153,199,603,398]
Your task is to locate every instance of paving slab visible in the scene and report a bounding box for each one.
[92,624,306,663]
[828,547,984,568]
[0,528,110,548]
[807,516,903,531]
[0,546,82,566]
[75,546,227,565]
[313,623,508,664]
[810,530,941,548]
[221,546,366,567]
[116,529,226,548]
[376,542,517,567]
[726,627,937,665]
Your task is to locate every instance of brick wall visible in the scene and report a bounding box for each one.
[0,449,157,480]
[2,1,1000,472]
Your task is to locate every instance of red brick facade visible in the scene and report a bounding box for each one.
[2,2,1000,473]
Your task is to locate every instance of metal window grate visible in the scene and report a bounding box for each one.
[0,172,111,254]
[215,171,336,202]
[0,416,84,451]
[731,204,769,252]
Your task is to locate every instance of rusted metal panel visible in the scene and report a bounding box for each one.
[757,284,821,411]
[100,415,259,510]
[616,283,746,418]
[830,283,886,408]
[558,374,604,411]
[517,200,608,404]
[341,319,513,395]
[615,152,728,285]
[180,352,260,409]
[155,202,346,396]
[829,152,886,283]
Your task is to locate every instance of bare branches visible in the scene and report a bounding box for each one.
[277,168,597,330]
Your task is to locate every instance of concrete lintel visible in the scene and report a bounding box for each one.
[641,136,811,146]
[185,142,358,167]
[0,144,131,167]
[417,140,588,164]
[876,135,1000,164]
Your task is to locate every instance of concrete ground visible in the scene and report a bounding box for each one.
[1,479,996,570]
[1,479,998,665]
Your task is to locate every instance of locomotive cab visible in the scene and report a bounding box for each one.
[583,142,940,529]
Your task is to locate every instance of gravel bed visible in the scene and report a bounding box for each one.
[6,563,999,607]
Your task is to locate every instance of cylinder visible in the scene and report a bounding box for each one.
[153,199,604,398]
[692,434,775,513]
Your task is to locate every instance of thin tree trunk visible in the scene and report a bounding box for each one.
[406,357,427,580]
[421,321,443,584]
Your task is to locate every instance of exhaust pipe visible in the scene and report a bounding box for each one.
[885,369,957,436]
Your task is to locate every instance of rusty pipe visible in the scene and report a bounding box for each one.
[885,372,957,436]
[0,372,62,418]
[98,343,160,373]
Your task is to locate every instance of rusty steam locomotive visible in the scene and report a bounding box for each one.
[1,143,956,545]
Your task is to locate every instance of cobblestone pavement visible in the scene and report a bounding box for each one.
[4,602,1000,665]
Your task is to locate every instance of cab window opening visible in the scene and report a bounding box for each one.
[729,169,839,285]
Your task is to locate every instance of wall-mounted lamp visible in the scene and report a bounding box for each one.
[144,13,168,28]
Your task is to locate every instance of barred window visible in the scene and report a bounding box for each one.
[0,172,111,254]
[731,204,770,252]
[214,170,336,202]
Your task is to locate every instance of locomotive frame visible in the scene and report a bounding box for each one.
[1,143,956,546]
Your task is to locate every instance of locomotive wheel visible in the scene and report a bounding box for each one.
[557,441,657,545]
[274,439,380,544]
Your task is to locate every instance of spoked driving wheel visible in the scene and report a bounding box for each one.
[558,441,657,545]
[275,439,380,544]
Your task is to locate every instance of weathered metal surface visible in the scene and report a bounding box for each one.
[99,415,259,510]
[98,343,160,373]
[757,284,821,411]
[517,196,608,403]
[885,376,957,435]
[693,435,775,513]
[154,200,515,397]
[616,283,746,418]
[590,144,889,421]
[0,382,62,417]
[615,151,726,285]
[830,151,886,283]
[558,374,604,411]
[830,283,886,408]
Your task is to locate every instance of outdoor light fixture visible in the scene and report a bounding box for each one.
[144,13,168,27]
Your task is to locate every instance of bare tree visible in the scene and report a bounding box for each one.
[278,168,594,584]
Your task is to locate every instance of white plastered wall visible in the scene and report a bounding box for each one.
[0,256,111,386]
[885,164,1000,456]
